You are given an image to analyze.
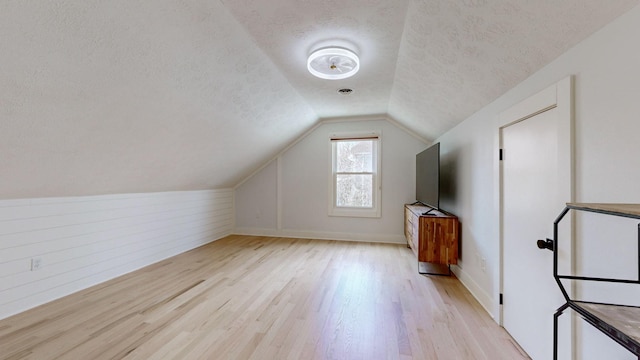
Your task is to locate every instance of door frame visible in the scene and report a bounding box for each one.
[494,76,575,346]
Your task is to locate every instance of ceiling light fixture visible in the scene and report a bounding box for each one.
[307,47,360,80]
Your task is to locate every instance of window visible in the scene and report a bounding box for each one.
[329,132,381,217]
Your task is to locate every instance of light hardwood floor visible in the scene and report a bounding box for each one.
[0,235,529,359]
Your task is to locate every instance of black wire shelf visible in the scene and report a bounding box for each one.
[553,203,640,359]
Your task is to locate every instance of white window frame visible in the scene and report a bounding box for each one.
[328,131,381,218]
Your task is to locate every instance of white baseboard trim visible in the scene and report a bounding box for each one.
[233,227,406,244]
[451,265,497,322]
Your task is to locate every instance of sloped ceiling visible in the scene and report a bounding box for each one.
[0,0,637,199]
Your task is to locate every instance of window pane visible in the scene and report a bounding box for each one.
[336,140,373,172]
[336,174,373,207]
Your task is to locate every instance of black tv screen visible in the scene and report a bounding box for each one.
[416,143,440,209]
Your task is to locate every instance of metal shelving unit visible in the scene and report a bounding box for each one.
[551,203,640,359]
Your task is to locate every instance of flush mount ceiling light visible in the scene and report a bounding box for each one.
[307,47,360,80]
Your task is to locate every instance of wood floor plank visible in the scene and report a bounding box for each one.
[0,235,530,359]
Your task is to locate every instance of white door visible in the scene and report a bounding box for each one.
[501,103,575,359]
[499,77,573,359]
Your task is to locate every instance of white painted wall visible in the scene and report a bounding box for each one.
[235,161,278,229]
[437,5,640,359]
[235,117,428,243]
[0,189,233,320]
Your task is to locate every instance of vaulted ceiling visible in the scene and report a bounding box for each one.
[1,0,637,199]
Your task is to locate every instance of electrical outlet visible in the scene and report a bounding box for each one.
[31,257,43,271]
[481,258,486,272]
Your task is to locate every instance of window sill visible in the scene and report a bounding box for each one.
[329,207,381,218]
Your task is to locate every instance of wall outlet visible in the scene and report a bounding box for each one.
[31,257,43,271]
[481,257,486,272]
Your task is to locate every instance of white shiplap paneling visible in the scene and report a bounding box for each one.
[0,189,233,320]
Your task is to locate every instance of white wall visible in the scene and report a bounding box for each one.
[235,117,428,243]
[437,5,640,359]
[0,189,233,320]
[235,161,278,230]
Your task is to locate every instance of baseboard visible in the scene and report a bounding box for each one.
[451,265,497,322]
[233,227,406,244]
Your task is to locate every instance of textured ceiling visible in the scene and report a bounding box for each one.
[389,0,640,139]
[221,0,410,119]
[224,0,639,140]
[0,0,638,199]
[0,0,316,198]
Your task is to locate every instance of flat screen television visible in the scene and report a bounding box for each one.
[416,142,440,210]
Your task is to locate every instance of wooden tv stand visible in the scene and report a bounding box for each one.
[404,204,459,275]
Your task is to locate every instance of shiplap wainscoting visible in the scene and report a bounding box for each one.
[0,189,233,320]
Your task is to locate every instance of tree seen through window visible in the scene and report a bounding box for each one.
[335,140,374,208]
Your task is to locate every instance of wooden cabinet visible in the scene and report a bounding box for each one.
[404,204,459,274]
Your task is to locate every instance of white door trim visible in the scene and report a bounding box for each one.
[494,76,575,324]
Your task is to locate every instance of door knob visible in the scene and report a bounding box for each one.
[537,239,553,251]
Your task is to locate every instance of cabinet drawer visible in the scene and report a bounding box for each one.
[404,209,413,237]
